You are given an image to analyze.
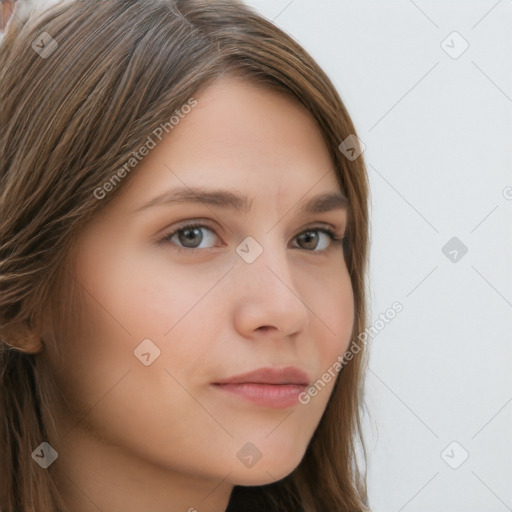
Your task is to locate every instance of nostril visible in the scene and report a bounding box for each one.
[256,325,273,333]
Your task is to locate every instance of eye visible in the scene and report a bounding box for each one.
[159,223,219,251]
[293,228,344,252]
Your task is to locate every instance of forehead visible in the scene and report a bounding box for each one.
[107,76,341,214]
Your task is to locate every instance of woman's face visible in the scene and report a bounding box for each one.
[44,76,354,507]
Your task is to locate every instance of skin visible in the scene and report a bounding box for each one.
[0,0,15,32]
[40,75,354,512]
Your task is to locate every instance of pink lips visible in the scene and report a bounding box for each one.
[212,367,310,409]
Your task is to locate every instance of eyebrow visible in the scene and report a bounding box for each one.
[131,187,347,215]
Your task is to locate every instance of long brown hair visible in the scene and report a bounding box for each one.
[0,1,370,510]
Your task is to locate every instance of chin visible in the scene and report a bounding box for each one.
[232,468,293,487]
[230,449,305,486]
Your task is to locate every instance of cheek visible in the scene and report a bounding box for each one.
[75,241,220,338]
[64,253,222,394]
[307,262,355,363]
[329,279,354,355]
[45,256,222,449]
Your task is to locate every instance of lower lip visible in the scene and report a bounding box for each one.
[212,383,307,408]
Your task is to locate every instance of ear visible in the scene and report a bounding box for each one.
[0,320,44,354]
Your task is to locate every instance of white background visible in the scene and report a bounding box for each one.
[243,1,512,511]
[4,1,511,511]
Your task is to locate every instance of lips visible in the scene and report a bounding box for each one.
[213,366,310,386]
[212,367,310,409]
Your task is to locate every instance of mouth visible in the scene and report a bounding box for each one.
[212,366,310,409]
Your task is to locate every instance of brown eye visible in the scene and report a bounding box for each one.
[294,229,341,251]
[161,224,219,250]
[177,227,204,248]
[296,230,320,250]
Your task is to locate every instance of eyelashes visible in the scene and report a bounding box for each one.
[157,221,345,254]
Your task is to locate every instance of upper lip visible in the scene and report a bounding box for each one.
[213,366,310,386]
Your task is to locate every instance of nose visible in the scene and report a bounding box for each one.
[232,240,310,340]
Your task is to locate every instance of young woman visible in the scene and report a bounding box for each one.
[0,1,370,510]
